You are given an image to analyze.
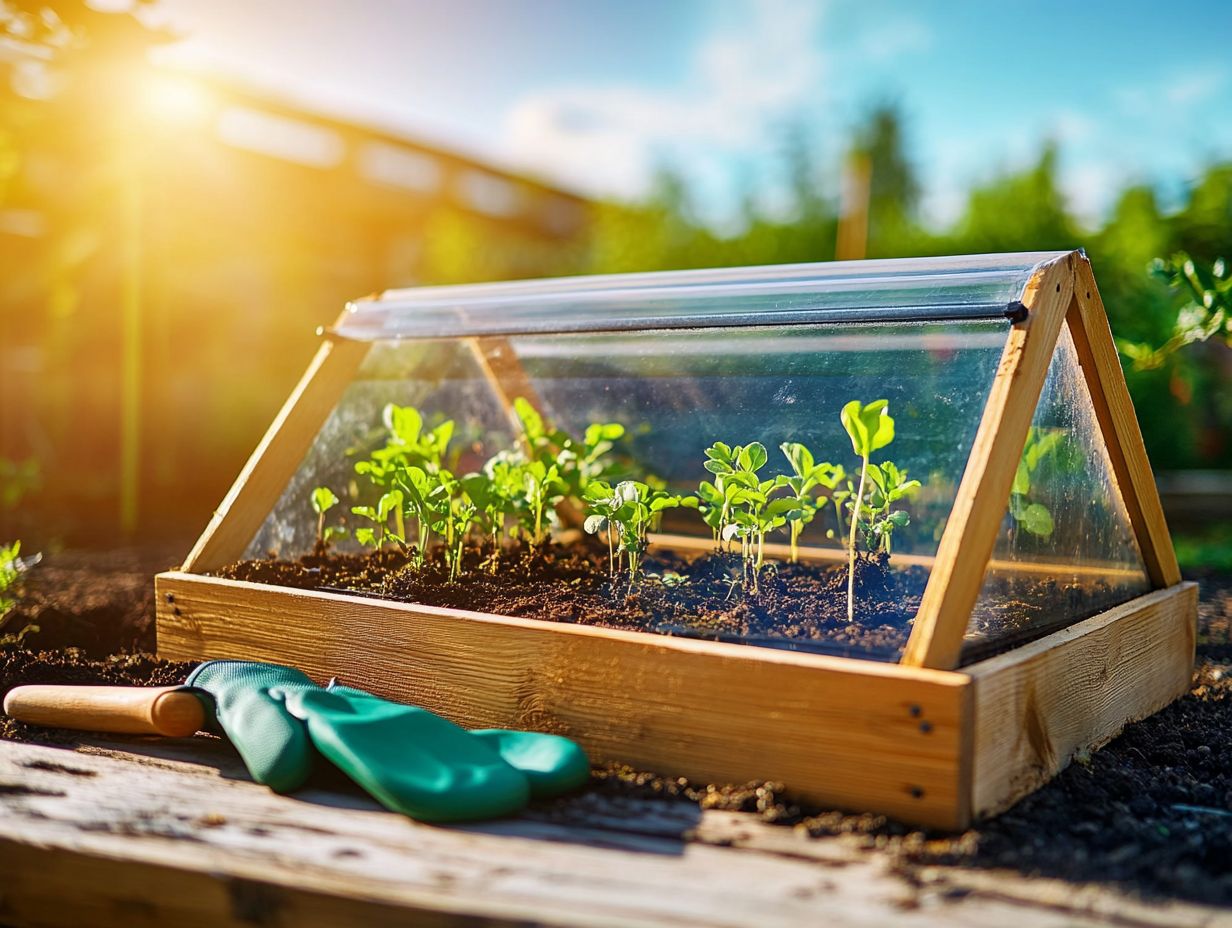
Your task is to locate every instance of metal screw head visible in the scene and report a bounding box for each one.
[919,721,934,734]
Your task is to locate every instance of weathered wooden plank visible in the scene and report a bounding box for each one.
[903,252,1078,670]
[181,329,370,575]
[0,737,1217,928]
[967,582,1197,819]
[156,570,973,829]
[1066,259,1182,588]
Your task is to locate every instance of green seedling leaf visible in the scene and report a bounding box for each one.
[841,399,895,458]
[1020,502,1055,538]
[311,486,339,515]
[738,442,768,472]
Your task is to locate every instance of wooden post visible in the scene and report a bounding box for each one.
[901,253,1077,670]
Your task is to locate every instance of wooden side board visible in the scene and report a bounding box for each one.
[157,572,1197,831]
[156,570,974,829]
[967,582,1197,819]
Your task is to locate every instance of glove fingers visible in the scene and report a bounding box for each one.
[329,684,591,799]
[470,729,591,799]
[286,689,530,822]
[236,690,314,792]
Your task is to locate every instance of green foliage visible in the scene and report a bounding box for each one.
[779,442,844,563]
[1119,253,1232,371]
[840,400,895,459]
[0,541,21,620]
[697,441,798,592]
[0,541,38,648]
[839,399,916,622]
[583,480,696,588]
[349,399,623,580]
[310,486,346,549]
[1008,428,1063,540]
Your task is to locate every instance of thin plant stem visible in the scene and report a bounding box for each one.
[847,456,869,623]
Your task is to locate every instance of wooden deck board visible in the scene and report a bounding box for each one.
[0,735,1220,928]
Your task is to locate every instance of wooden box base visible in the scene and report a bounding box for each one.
[156,573,1196,830]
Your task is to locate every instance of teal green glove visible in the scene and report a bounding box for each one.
[326,684,589,800]
[186,661,589,822]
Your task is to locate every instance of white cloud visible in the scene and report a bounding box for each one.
[500,0,829,206]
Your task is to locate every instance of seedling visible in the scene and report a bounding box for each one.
[779,442,845,563]
[858,461,920,554]
[583,480,695,589]
[310,486,347,551]
[513,396,624,500]
[840,399,896,622]
[355,403,456,543]
[0,541,22,621]
[698,442,797,592]
[352,489,403,552]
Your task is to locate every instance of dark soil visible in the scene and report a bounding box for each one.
[213,542,1132,662]
[564,569,1232,907]
[3,543,1232,906]
[0,546,178,656]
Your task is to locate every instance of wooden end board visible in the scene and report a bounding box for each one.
[967,582,1197,819]
[156,570,974,830]
[902,252,1078,670]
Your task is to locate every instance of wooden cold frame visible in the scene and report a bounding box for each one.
[158,250,1197,829]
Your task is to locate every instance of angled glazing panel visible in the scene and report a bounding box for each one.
[962,325,1151,663]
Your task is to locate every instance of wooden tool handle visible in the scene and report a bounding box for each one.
[2,685,204,737]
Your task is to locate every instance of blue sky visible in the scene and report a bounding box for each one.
[148,0,1232,228]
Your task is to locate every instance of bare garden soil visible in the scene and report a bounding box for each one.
[211,541,1129,661]
[1,545,1231,906]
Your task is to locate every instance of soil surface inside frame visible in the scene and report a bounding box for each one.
[2,544,1232,908]
[210,540,1135,662]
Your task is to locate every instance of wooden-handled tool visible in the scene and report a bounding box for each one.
[3,685,205,737]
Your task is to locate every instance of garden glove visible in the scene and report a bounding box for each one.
[186,660,588,822]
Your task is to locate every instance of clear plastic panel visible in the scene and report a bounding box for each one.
[963,326,1151,663]
[247,319,1009,661]
[335,252,1068,339]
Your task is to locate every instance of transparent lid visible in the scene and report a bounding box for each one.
[334,252,1070,339]
[963,326,1151,663]
[245,317,1009,662]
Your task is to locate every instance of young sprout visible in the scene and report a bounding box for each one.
[310,486,347,551]
[355,404,456,544]
[860,461,920,555]
[779,442,845,563]
[698,442,797,593]
[583,480,696,589]
[840,399,897,623]
[351,489,403,552]
[513,396,623,500]
[522,459,567,546]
